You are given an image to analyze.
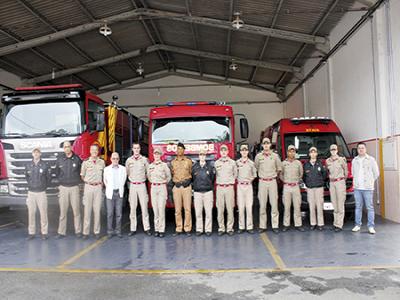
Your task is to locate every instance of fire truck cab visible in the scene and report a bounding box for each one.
[147,101,248,208]
[0,84,146,206]
[261,117,355,213]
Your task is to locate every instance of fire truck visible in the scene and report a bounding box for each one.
[146,101,248,208]
[261,117,355,213]
[0,84,147,206]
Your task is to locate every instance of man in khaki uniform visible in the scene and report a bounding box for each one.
[25,147,51,240]
[236,144,257,234]
[148,148,171,238]
[171,143,193,236]
[326,144,348,232]
[254,137,282,234]
[125,143,151,236]
[281,145,304,232]
[80,144,105,239]
[55,141,82,239]
[215,144,237,236]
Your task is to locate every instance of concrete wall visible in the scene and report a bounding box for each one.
[99,75,283,145]
[285,1,400,222]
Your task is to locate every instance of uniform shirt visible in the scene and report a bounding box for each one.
[254,151,282,179]
[125,155,149,183]
[25,159,51,192]
[326,156,348,180]
[80,157,105,184]
[171,156,192,183]
[281,159,303,184]
[148,161,172,184]
[55,153,82,187]
[215,157,237,185]
[236,158,257,183]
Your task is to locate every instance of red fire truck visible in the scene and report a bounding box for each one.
[0,84,147,206]
[146,101,248,208]
[261,117,355,213]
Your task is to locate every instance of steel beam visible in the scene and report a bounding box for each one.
[249,0,284,82]
[158,44,300,73]
[0,8,327,58]
[30,46,158,83]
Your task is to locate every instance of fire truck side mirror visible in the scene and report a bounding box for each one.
[351,147,358,158]
[96,112,105,131]
[240,118,249,139]
[138,119,144,141]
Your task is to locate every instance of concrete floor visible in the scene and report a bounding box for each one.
[0,206,400,299]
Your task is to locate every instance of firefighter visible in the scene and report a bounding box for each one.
[171,142,193,236]
[215,144,237,236]
[254,137,282,234]
[303,146,327,231]
[125,143,151,236]
[326,144,348,232]
[236,144,257,234]
[281,145,304,232]
[25,147,51,240]
[148,148,171,238]
[192,149,215,236]
[55,141,82,239]
[80,144,105,240]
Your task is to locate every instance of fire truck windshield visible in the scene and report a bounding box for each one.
[2,101,83,138]
[284,133,351,159]
[152,117,231,144]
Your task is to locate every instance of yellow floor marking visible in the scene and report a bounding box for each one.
[57,222,130,269]
[57,236,108,268]
[0,222,17,229]
[1,265,400,275]
[260,232,286,270]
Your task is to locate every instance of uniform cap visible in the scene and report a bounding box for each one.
[32,147,41,153]
[199,149,207,155]
[153,148,163,155]
[330,144,338,151]
[262,137,271,144]
[240,144,249,151]
[309,146,318,152]
[220,144,228,151]
[287,145,296,151]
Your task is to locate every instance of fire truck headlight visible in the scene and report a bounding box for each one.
[0,184,9,193]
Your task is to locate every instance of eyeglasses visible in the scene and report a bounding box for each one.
[111,158,119,160]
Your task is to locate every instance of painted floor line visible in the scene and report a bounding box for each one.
[260,232,287,270]
[57,222,130,268]
[0,221,18,229]
[1,265,400,275]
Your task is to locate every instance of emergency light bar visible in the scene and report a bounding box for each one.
[290,116,331,124]
[166,101,225,107]
[15,84,82,91]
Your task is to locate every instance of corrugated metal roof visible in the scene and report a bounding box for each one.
[0,0,359,93]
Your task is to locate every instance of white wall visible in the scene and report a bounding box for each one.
[285,2,400,222]
[99,75,283,145]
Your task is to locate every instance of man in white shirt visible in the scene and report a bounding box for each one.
[351,142,379,234]
[103,152,127,238]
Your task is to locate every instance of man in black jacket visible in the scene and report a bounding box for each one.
[303,147,327,230]
[25,147,51,240]
[192,149,215,236]
[55,141,82,239]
